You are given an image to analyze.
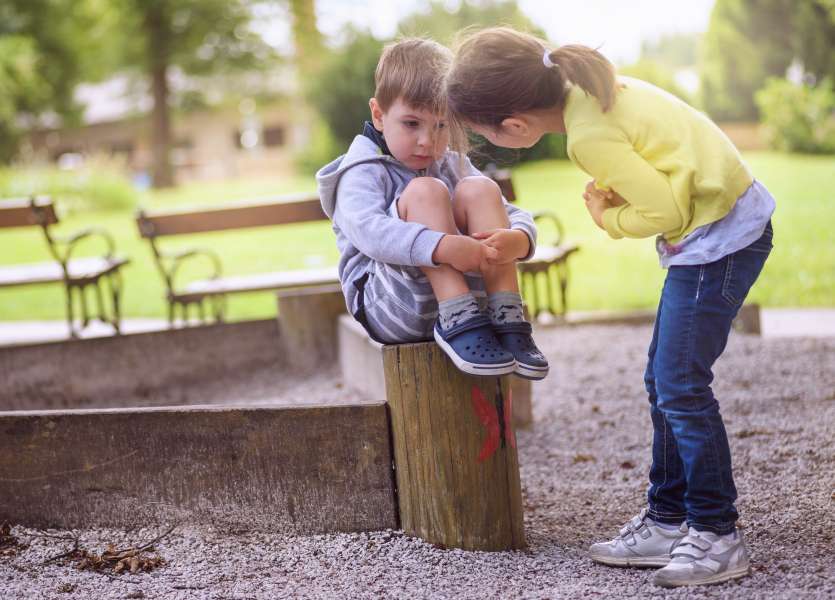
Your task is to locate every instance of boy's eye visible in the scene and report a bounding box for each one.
[404,120,419,128]
[436,123,447,130]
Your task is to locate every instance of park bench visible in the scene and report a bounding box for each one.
[0,196,128,337]
[135,194,339,325]
[486,168,580,319]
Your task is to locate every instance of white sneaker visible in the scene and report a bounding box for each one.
[588,508,688,567]
[653,527,751,587]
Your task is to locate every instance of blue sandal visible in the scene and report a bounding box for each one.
[433,315,516,376]
[493,321,549,380]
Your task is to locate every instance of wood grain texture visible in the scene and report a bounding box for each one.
[276,285,347,371]
[383,342,525,551]
[136,195,324,237]
[0,404,397,534]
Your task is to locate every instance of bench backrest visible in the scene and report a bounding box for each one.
[136,194,326,238]
[0,197,58,229]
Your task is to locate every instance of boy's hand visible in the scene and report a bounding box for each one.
[433,234,498,273]
[470,228,530,265]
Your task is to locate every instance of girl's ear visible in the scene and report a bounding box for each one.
[369,98,384,130]
[499,116,530,138]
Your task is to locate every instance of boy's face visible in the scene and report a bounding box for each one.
[369,97,449,171]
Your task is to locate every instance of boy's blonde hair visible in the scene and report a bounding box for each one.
[374,38,452,114]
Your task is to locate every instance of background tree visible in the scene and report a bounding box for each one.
[111,0,276,187]
[0,0,113,162]
[700,0,835,121]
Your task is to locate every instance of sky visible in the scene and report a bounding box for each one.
[307,0,718,65]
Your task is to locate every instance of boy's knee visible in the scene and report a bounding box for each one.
[454,176,502,208]
[399,177,450,218]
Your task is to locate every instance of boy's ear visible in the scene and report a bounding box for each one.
[369,98,385,130]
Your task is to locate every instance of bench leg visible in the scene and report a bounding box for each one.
[64,283,78,339]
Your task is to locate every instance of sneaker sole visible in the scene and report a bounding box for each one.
[590,554,672,568]
[514,362,549,380]
[433,328,516,376]
[653,564,751,588]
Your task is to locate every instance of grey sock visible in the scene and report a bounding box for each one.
[438,292,481,331]
[487,291,525,325]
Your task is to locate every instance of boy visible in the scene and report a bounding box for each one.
[316,38,548,380]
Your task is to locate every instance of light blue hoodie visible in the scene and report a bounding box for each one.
[316,134,537,315]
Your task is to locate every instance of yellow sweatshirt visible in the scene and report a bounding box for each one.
[564,76,753,243]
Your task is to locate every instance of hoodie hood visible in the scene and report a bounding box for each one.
[316,133,411,219]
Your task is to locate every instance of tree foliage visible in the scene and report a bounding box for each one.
[756,77,835,153]
[0,0,114,162]
[701,0,835,121]
[110,0,277,186]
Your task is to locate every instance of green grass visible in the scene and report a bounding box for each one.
[0,152,832,321]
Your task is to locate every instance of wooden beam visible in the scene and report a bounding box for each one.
[136,195,325,237]
[0,404,397,533]
[0,197,58,228]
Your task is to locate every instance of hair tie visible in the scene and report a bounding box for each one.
[542,49,557,69]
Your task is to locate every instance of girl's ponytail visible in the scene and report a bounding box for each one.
[446,27,619,131]
[549,45,617,113]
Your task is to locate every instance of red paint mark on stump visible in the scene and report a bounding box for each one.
[470,385,500,463]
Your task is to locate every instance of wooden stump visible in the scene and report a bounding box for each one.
[276,284,346,371]
[733,303,761,335]
[383,342,526,551]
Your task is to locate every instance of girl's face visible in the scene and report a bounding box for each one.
[370,97,449,171]
[469,118,544,149]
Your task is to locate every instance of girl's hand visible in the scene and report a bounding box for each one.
[583,185,613,230]
[584,180,627,207]
[471,228,530,265]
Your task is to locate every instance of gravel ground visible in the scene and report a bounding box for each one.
[2,323,833,599]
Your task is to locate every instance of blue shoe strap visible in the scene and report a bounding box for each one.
[438,314,493,339]
[492,321,532,336]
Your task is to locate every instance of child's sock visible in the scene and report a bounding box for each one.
[438,292,481,330]
[487,291,525,325]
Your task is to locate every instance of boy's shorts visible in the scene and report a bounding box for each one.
[356,198,486,344]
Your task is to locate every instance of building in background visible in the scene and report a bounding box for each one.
[22,68,312,185]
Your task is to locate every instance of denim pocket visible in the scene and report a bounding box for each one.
[741,221,774,255]
[721,241,771,308]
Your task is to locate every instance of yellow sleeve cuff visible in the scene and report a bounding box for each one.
[601,206,625,239]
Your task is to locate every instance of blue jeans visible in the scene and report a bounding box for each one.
[645,221,773,535]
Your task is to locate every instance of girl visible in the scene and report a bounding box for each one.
[445,27,774,588]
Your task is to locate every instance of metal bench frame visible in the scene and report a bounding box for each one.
[485,168,579,318]
[0,196,127,337]
[136,194,338,327]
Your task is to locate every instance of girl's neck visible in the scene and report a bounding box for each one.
[539,106,567,134]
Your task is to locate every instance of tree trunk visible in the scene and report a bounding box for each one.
[289,0,324,76]
[144,3,174,188]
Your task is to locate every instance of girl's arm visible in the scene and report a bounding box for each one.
[571,138,685,239]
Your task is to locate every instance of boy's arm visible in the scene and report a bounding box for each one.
[460,157,537,261]
[571,136,684,239]
[332,163,444,267]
